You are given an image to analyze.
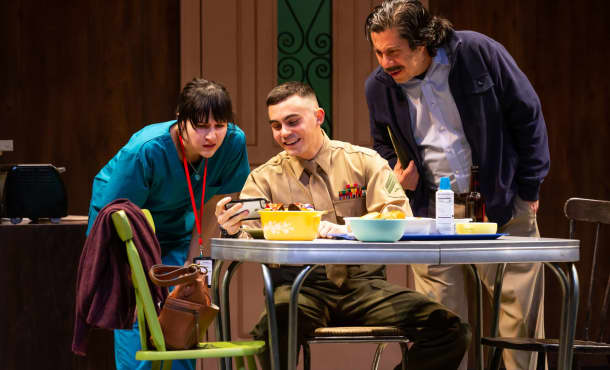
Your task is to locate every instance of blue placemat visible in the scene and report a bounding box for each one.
[329,233,508,241]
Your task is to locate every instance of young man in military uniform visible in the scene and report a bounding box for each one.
[215,81,470,370]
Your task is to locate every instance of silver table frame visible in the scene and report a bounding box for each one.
[211,236,579,370]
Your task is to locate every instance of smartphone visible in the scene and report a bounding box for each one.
[224,198,268,220]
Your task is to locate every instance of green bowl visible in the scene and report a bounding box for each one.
[345,217,407,242]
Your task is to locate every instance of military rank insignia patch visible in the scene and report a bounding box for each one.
[339,183,366,200]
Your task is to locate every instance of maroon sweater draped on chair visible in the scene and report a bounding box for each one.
[72,199,167,356]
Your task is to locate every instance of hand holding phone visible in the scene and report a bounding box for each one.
[224,198,268,220]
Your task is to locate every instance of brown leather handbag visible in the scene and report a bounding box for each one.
[149,264,219,350]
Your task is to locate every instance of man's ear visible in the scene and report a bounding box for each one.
[315,107,325,126]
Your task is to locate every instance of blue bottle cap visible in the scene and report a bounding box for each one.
[439,177,451,190]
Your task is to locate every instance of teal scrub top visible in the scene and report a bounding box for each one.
[87,120,250,262]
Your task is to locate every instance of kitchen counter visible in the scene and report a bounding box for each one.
[0,215,114,370]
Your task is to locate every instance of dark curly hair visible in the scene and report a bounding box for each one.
[365,0,453,57]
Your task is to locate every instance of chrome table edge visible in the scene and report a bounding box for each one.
[211,236,579,266]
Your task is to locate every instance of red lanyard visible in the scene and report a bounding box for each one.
[179,135,208,250]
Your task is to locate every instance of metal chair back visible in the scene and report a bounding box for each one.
[111,209,264,370]
[564,197,610,343]
[482,197,610,370]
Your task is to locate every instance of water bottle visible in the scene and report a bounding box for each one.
[436,176,454,235]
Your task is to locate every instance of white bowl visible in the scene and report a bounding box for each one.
[403,217,435,235]
[427,218,472,234]
[452,218,473,234]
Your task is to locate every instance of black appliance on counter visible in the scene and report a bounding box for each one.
[0,164,68,224]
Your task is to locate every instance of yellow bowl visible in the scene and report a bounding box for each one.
[455,222,498,234]
[259,210,323,240]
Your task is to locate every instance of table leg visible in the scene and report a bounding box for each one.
[288,265,320,370]
[545,263,568,368]
[565,263,579,370]
[261,264,280,370]
[220,261,242,370]
[489,263,506,339]
[221,261,242,340]
[545,262,579,370]
[467,264,484,370]
[486,263,506,370]
[212,259,226,370]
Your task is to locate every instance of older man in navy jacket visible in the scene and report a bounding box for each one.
[364,1,550,369]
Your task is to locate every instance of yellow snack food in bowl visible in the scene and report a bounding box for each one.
[361,210,406,220]
[361,212,381,219]
[381,210,406,220]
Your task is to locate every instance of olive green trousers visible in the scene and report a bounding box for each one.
[252,271,471,370]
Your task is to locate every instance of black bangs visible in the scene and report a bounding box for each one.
[176,78,234,129]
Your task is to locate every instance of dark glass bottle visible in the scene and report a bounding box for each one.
[466,166,486,222]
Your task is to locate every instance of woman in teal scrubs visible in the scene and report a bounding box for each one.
[86,78,250,370]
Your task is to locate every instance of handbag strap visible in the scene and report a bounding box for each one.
[149,264,205,287]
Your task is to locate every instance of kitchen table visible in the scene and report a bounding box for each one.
[211,236,579,370]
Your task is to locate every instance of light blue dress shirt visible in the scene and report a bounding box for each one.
[401,47,472,193]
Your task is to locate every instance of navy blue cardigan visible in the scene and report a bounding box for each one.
[365,30,550,226]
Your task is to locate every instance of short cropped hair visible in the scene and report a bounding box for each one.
[266,81,318,107]
[176,78,234,136]
[364,0,453,56]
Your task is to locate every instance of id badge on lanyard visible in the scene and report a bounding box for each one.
[193,256,214,288]
[180,135,214,287]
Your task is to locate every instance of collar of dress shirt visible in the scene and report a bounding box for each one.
[288,130,332,178]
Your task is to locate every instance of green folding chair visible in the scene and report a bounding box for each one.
[111,209,264,370]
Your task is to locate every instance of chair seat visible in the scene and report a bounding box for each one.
[303,326,409,370]
[135,340,265,361]
[482,337,610,354]
[307,326,409,344]
[313,326,406,337]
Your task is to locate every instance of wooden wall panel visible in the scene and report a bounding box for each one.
[182,0,279,168]
[430,0,610,367]
[332,0,378,147]
[180,0,202,87]
[1,1,180,369]
[0,0,20,153]
[1,0,180,216]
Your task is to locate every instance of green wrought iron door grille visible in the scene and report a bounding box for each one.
[277,0,332,137]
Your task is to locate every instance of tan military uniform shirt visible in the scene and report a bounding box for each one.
[241,132,410,224]
[240,132,412,282]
